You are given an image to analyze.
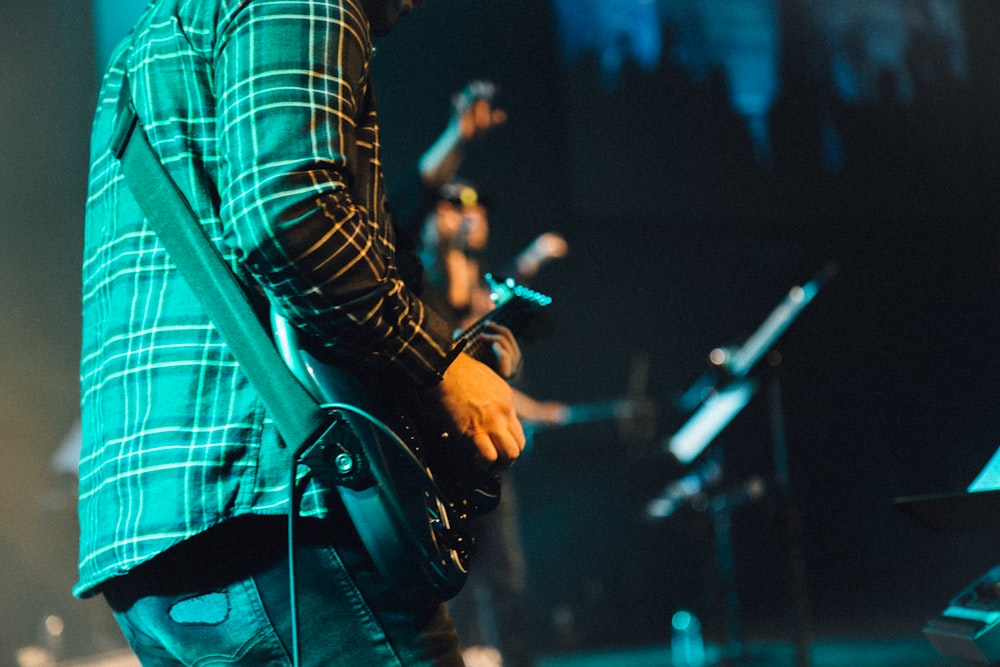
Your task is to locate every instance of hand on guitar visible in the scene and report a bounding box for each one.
[478,321,523,380]
[431,352,526,471]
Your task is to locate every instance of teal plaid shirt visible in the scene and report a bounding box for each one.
[77,0,454,597]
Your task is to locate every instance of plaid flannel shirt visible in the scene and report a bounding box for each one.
[77,0,454,597]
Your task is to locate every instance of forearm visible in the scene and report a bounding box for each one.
[418,118,465,190]
[418,80,507,190]
[215,0,453,385]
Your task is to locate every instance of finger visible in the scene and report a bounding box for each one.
[475,419,523,471]
[470,431,501,470]
[483,321,516,343]
[472,105,493,129]
[497,411,525,455]
[477,330,503,342]
[480,327,515,351]
[490,344,514,378]
[479,335,518,378]
[490,429,522,469]
[510,413,526,451]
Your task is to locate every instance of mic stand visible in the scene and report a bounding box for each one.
[696,365,811,667]
[707,454,744,665]
[766,362,812,667]
[700,452,768,666]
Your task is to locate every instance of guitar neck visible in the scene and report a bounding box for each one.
[454,278,552,368]
[457,299,523,367]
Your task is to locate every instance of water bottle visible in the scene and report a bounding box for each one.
[671,610,705,667]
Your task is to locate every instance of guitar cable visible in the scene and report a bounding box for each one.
[287,443,307,667]
[284,402,409,667]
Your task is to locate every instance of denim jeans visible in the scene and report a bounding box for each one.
[104,516,464,666]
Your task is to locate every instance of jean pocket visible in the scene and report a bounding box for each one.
[115,580,290,666]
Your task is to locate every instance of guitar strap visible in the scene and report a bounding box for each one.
[109,74,338,464]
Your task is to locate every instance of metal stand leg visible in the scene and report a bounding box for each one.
[710,485,744,665]
[767,370,812,667]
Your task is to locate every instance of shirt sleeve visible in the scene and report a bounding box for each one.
[213,0,455,386]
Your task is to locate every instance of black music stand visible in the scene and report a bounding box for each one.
[659,263,836,667]
[666,263,836,465]
[896,442,1000,531]
[895,489,1000,533]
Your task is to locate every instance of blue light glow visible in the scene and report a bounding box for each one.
[553,0,968,166]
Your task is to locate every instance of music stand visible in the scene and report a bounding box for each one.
[896,443,1000,531]
[897,484,1000,665]
[895,439,1000,664]
[666,262,836,464]
[895,489,1000,533]
[657,263,835,667]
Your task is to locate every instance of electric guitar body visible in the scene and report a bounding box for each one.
[272,276,551,600]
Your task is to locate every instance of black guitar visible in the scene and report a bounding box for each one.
[272,275,551,600]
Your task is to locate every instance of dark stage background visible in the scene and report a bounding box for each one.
[3,0,1000,662]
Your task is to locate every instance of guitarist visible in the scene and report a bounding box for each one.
[77,1,525,665]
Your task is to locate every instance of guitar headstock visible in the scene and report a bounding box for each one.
[483,273,553,345]
[485,273,553,310]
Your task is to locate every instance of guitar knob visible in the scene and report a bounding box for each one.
[334,453,354,475]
